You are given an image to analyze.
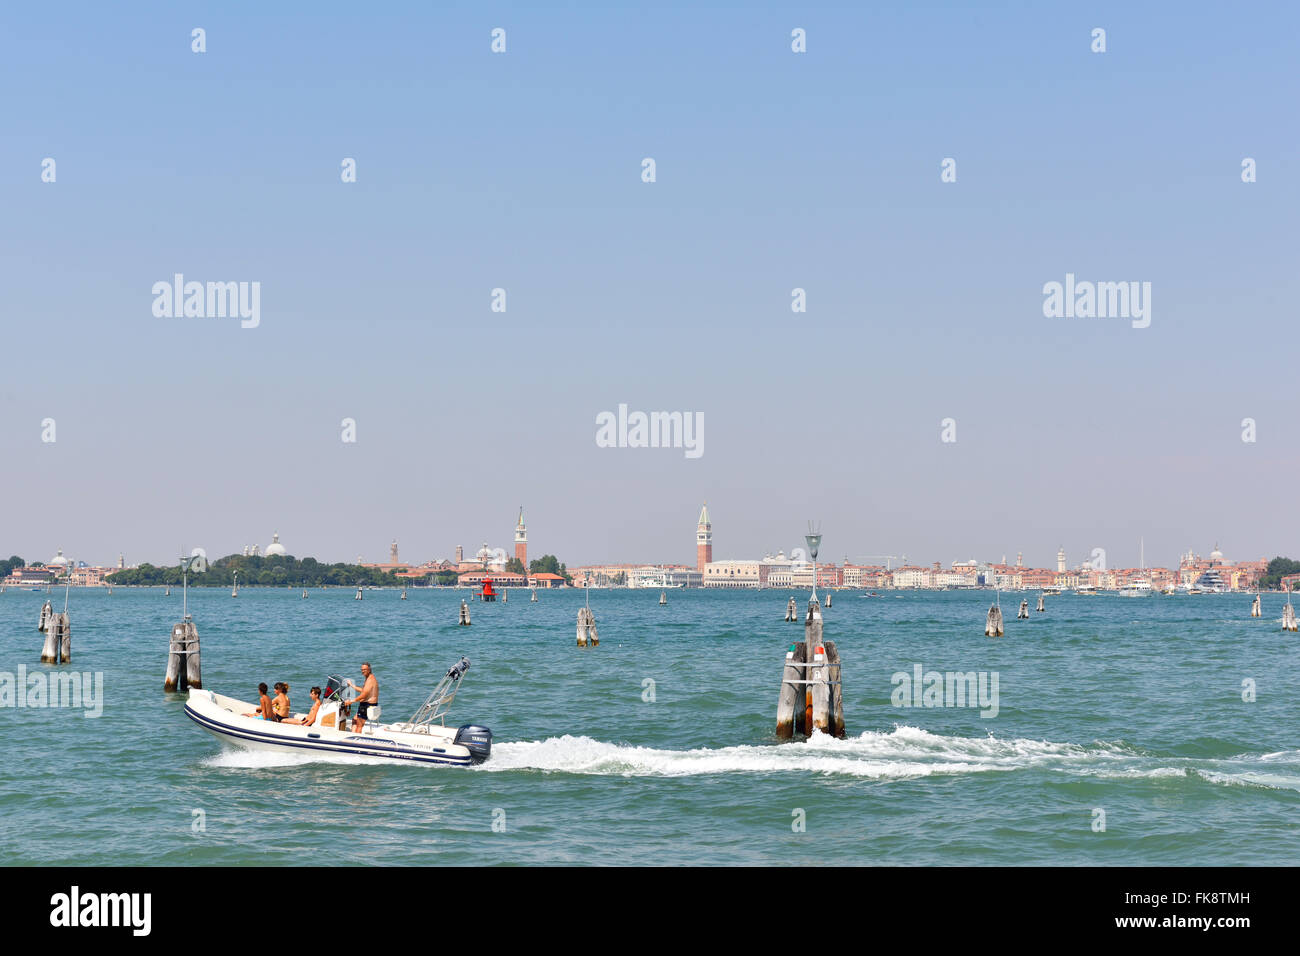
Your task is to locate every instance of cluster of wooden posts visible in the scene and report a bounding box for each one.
[164,618,202,691]
[38,600,71,664]
[776,598,845,739]
[985,599,1004,637]
[576,606,598,646]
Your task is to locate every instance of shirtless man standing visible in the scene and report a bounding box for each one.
[346,663,378,733]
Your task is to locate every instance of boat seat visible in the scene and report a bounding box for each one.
[363,705,381,733]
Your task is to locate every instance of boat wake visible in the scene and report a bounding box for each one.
[201,749,367,770]
[480,726,1300,789]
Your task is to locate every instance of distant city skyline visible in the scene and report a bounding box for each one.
[6,506,1277,575]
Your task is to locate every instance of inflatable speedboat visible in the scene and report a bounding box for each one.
[185,657,492,767]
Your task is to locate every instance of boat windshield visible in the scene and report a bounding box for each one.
[407,657,471,728]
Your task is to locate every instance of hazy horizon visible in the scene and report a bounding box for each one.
[3,2,1296,572]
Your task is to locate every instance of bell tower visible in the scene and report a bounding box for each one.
[696,503,712,570]
[515,506,527,567]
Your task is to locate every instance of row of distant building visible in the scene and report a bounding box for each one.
[1,505,1276,593]
[564,507,1272,593]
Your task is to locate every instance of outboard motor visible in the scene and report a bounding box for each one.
[454,724,492,764]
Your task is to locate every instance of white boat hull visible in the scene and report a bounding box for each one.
[185,689,481,767]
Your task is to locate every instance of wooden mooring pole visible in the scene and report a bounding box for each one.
[776,597,845,739]
[576,606,598,646]
[459,600,471,625]
[165,618,202,691]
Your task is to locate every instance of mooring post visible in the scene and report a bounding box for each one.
[776,641,805,739]
[785,596,797,622]
[459,600,471,626]
[165,618,201,691]
[164,624,181,691]
[810,635,831,734]
[826,641,845,738]
[804,599,823,732]
[985,598,1004,637]
[38,600,58,663]
[184,619,202,689]
[576,606,598,646]
[55,613,71,663]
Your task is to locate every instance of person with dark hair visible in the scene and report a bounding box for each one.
[244,683,272,719]
[285,687,322,726]
[271,682,291,722]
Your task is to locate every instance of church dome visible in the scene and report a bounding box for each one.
[1210,543,1224,563]
[49,549,69,566]
[265,533,288,557]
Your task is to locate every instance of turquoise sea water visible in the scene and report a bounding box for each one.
[2,586,1298,866]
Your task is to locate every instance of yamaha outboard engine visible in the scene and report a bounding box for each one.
[454,724,492,764]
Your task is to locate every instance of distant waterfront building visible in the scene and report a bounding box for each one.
[118,553,125,570]
[893,566,931,589]
[696,504,712,570]
[390,539,399,564]
[3,565,56,587]
[266,533,287,557]
[628,565,703,588]
[515,507,527,568]
[455,545,464,564]
[703,560,759,588]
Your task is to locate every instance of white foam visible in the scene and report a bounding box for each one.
[202,747,376,769]
[478,726,1138,780]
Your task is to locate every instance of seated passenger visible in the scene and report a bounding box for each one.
[271,682,291,722]
[285,687,322,725]
[244,683,272,719]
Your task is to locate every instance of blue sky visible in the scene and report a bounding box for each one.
[2,1,1297,570]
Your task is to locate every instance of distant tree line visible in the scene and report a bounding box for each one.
[528,554,572,583]
[108,554,406,587]
[1261,557,1300,590]
[0,555,25,579]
